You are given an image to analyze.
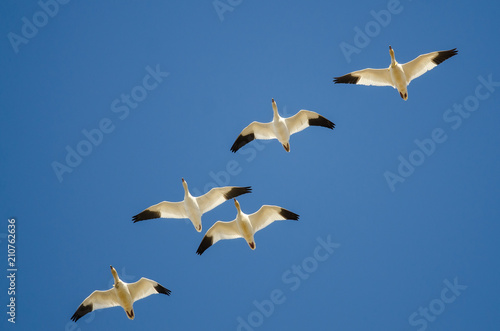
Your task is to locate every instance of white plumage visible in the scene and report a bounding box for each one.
[133,178,251,232]
[71,266,171,322]
[334,46,457,100]
[196,199,299,255]
[231,98,335,153]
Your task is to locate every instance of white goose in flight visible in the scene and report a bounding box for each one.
[133,178,251,232]
[196,199,299,255]
[230,98,335,153]
[333,46,457,100]
[71,266,171,322]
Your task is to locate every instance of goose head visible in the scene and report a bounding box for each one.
[389,45,396,66]
[110,266,119,285]
[234,198,241,213]
[182,177,193,197]
[271,98,280,118]
[271,98,277,110]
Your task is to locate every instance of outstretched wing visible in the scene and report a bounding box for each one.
[285,110,335,135]
[402,48,457,84]
[334,68,393,87]
[231,121,275,152]
[132,201,186,223]
[128,277,171,303]
[196,220,241,255]
[71,289,118,322]
[196,186,252,213]
[249,205,299,233]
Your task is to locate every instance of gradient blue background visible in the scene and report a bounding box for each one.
[1,1,499,330]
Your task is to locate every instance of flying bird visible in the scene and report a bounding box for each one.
[196,199,299,255]
[333,46,458,100]
[71,266,171,322]
[230,98,335,153]
[133,178,251,232]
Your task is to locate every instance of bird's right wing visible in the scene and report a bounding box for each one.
[132,201,186,223]
[71,289,118,322]
[249,205,299,233]
[128,277,171,303]
[334,68,393,87]
[231,121,274,153]
[402,48,457,84]
[196,220,241,255]
[285,110,335,135]
[197,186,252,214]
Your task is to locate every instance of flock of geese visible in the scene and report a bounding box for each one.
[71,46,457,322]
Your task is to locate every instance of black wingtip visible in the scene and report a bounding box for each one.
[196,236,214,255]
[71,303,93,322]
[432,48,458,65]
[154,284,172,296]
[333,73,360,84]
[224,186,252,200]
[132,210,161,223]
[308,115,335,130]
[231,133,255,153]
[280,208,299,221]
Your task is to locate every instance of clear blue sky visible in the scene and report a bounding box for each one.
[1,1,499,330]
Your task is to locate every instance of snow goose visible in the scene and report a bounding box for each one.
[333,46,457,100]
[230,98,335,153]
[132,178,251,232]
[71,266,171,322]
[196,199,299,255]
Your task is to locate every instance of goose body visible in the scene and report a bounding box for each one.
[133,178,251,232]
[71,266,171,322]
[334,46,458,100]
[196,199,299,255]
[231,98,335,153]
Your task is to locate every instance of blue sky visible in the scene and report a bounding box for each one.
[1,1,499,330]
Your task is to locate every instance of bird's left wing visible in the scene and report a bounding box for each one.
[402,48,457,84]
[285,110,335,135]
[128,277,171,303]
[197,186,252,214]
[132,201,186,223]
[249,205,299,233]
[334,68,393,87]
[196,220,241,255]
[231,121,274,152]
[71,289,118,322]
